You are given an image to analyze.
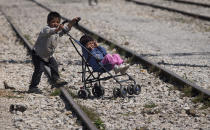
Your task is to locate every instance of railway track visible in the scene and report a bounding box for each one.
[166,0,210,8]
[126,0,210,22]
[0,0,210,129]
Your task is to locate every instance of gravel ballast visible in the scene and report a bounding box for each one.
[0,0,209,129]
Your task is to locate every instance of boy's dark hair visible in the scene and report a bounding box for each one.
[79,35,94,46]
[47,11,61,24]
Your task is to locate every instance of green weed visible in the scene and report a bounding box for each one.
[79,105,105,130]
[50,88,61,96]
[144,102,157,108]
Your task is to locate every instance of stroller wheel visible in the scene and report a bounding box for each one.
[120,87,127,98]
[113,87,120,98]
[133,84,141,95]
[92,84,105,98]
[78,89,89,99]
[127,85,134,95]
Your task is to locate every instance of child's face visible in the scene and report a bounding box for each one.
[49,17,60,28]
[86,41,96,50]
[86,40,99,50]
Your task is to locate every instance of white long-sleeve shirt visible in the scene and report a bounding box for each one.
[34,25,70,62]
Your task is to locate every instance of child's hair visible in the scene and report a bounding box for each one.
[79,35,94,46]
[47,11,61,24]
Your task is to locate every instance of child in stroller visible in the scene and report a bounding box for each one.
[79,35,130,74]
[65,30,141,98]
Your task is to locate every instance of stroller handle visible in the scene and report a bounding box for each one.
[62,17,81,25]
[62,20,69,25]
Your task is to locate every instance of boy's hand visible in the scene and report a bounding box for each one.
[68,17,81,29]
[55,24,64,32]
[58,24,64,30]
[73,17,81,24]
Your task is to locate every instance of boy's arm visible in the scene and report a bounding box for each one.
[67,17,81,29]
[40,26,57,36]
[58,25,70,37]
[59,17,81,36]
[40,24,65,37]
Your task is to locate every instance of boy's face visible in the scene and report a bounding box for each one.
[49,17,60,28]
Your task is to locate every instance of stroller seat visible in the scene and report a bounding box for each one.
[82,47,113,73]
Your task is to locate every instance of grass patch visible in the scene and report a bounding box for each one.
[144,102,157,108]
[68,89,77,98]
[24,34,31,42]
[154,69,161,77]
[203,26,210,32]
[0,90,24,99]
[192,94,210,109]
[7,95,24,99]
[120,112,136,117]
[78,104,105,130]
[179,86,210,109]
[168,86,177,91]
[173,17,189,24]
[118,50,127,57]
[181,86,193,97]
[138,127,149,130]
[200,105,209,110]
[148,66,156,73]
[108,44,116,51]
[23,34,33,45]
[183,73,188,79]
[127,56,135,64]
[50,88,61,96]
[94,118,105,130]
[0,89,14,97]
[66,88,105,129]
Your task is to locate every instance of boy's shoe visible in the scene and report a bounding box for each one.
[54,78,68,87]
[28,87,42,94]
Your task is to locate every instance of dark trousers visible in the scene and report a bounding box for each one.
[29,51,59,88]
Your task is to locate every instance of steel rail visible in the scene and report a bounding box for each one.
[29,0,210,99]
[166,0,210,8]
[0,9,98,130]
[125,0,210,22]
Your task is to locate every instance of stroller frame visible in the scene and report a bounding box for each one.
[66,32,141,98]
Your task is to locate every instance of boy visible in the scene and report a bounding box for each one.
[28,11,80,93]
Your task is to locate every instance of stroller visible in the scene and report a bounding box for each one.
[63,22,141,98]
